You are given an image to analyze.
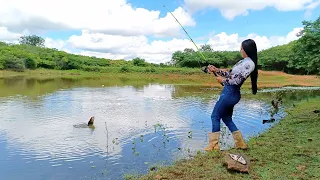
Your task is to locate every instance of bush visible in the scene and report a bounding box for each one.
[4,57,25,72]
[133,57,146,67]
[145,67,156,73]
[25,57,37,69]
[38,59,56,69]
[81,66,103,72]
[120,66,130,73]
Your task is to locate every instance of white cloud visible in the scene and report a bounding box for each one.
[0,29,73,52]
[44,38,66,49]
[207,27,303,51]
[69,31,195,63]
[0,27,21,42]
[0,0,195,37]
[184,0,320,20]
[63,27,302,64]
[304,0,320,18]
[44,37,74,54]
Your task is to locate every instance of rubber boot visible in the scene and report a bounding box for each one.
[232,130,248,150]
[204,132,220,151]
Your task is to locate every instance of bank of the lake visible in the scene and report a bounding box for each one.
[0,69,319,88]
[131,97,320,180]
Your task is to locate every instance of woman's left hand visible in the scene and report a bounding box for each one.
[216,76,224,84]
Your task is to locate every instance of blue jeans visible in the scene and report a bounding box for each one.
[211,85,241,133]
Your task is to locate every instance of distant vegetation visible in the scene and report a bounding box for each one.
[0,16,319,75]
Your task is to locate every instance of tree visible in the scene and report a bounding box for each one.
[200,44,213,52]
[289,15,320,74]
[19,35,45,47]
[171,51,184,66]
[183,48,195,54]
[132,57,146,66]
[258,41,295,72]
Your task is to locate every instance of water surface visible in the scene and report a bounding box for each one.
[0,77,319,180]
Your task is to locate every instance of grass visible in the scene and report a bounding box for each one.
[0,68,319,88]
[127,97,320,180]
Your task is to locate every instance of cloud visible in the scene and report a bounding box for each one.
[304,0,320,18]
[68,31,195,63]
[44,37,74,53]
[0,27,21,42]
[184,0,320,20]
[65,27,303,64]
[207,27,303,51]
[0,0,195,37]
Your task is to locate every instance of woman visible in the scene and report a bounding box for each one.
[204,39,258,151]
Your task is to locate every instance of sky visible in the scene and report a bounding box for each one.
[0,0,319,64]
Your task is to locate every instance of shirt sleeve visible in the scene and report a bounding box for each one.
[222,59,255,86]
[216,69,230,77]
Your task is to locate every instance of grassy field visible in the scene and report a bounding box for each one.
[126,97,320,180]
[0,68,319,88]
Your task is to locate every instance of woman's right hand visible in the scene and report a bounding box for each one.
[207,65,218,73]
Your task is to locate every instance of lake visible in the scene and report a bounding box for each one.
[0,76,319,180]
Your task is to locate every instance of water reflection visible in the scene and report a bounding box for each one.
[0,77,319,180]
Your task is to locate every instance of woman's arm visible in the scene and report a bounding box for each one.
[222,59,255,86]
[207,65,230,77]
[216,69,230,77]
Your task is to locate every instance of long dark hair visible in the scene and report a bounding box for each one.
[241,39,258,95]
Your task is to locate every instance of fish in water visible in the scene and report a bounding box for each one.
[88,116,94,126]
[73,116,95,128]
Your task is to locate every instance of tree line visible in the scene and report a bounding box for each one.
[0,16,319,74]
[0,39,168,72]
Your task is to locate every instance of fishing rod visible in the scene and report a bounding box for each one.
[163,5,220,78]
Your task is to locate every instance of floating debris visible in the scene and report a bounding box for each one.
[263,118,275,124]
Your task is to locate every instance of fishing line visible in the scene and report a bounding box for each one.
[163,5,220,78]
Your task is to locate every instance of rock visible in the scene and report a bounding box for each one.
[296,165,306,171]
[155,175,168,180]
[223,153,250,173]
